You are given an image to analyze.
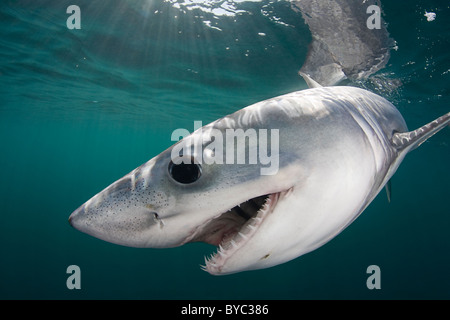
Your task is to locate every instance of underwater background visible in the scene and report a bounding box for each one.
[0,0,449,299]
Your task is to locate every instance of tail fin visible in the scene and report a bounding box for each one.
[392,112,450,153]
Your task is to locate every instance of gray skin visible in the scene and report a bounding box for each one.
[292,0,394,86]
[69,85,449,275]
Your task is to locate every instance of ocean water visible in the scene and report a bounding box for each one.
[0,0,449,300]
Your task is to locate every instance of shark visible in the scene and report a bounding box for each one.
[69,0,447,275]
[69,73,450,275]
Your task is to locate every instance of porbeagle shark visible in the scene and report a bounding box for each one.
[69,0,446,275]
[69,73,450,275]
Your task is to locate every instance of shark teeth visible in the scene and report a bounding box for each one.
[202,192,281,274]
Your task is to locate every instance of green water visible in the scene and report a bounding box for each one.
[0,0,449,299]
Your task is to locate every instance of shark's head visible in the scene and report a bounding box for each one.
[69,87,450,276]
[69,106,300,275]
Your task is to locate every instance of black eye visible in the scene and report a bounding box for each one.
[168,159,202,184]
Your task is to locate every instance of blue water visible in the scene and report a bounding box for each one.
[0,0,449,299]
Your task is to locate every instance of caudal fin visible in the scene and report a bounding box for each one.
[392,112,450,153]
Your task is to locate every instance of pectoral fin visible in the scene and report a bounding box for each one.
[392,112,450,153]
[385,179,392,203]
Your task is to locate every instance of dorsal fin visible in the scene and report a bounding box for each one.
[299,72,323,88]
[392,112,450,153]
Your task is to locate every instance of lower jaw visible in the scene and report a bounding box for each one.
[202,192,283,274]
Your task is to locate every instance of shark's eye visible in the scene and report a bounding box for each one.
[168,159,202,184]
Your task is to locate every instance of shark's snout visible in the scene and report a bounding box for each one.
[67,174,160,247]
[68,206,81,229]
[69,204,94,234]
[68,161,202,249]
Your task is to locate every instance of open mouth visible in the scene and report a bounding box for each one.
[186,191,283,274]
